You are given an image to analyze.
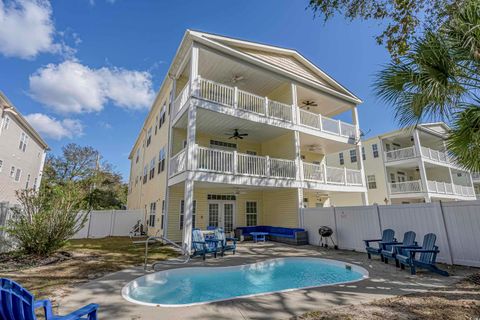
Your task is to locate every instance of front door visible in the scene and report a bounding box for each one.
[208,201,235,233]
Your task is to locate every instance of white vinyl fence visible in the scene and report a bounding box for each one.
[302,200,480,267]
[72,209,145,239]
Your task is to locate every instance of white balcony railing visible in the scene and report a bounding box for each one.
[169,145,364,187]
[427,180,476,197]
[385,146,416,162]
[472,172,480,182]
[172,84,190,117]
[191,77,357,139]
[389,180,422,194]
[388,179,475,198]
[169,148,187,177]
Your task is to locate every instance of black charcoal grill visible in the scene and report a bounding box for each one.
[318,226,338,249]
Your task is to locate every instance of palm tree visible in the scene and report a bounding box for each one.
[374,0,480,171]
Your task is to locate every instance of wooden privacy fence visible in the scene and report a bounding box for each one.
[72,209,145,239]
[302,200,480,267]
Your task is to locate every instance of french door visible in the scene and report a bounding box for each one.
[208,201,235,233]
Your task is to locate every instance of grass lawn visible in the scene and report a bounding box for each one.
[0,237,177,301]
[297,274,480,320]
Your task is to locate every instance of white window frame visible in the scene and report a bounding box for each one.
[3,116,10,130]
[372,144,379,158]
[9,166,15,178]
[245,200,258,227]
[367,175,377,189]
[350,149,357,163]
[19,132,28,152]
[148,202,156,227]
[14,168,22,182]
[339,152,344,165]
[0,159,3,172]
[158,146,166,173]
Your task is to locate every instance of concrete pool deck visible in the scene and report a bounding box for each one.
[58,242,477,320]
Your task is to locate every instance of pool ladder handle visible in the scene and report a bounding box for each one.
[144,232,190,270]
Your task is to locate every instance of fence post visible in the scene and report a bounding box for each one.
[332,206,339,248]
[110,209,116,237]
[436,201,454,265]
[374,204,383,235]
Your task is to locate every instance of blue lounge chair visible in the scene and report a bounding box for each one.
[214,228,237,256]
[191,228,218,260]
[364,229,395,261]
[382,231,417,267]
[395,233,449,276]
[0,278,98,320]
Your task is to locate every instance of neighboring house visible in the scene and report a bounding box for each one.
[126,30,368,250]
[327,122,477,205]
[0,92,49,204]
[473,172,480,199]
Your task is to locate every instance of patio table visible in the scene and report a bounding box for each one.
[250,232,269,243]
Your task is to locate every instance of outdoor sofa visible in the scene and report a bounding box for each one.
[235,226,308,245]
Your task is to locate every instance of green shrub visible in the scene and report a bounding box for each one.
[6,185,88,256]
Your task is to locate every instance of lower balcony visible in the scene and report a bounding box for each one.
[388,179,476,199]
[169,145,364,191]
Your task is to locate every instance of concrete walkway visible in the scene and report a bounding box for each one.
[58,242,475,320]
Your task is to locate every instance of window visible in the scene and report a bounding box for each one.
[180,200,196,229]
[149,156,156,179]
[155,115,158,135]
[161,200,165,229]
[19,132,28,152]
[148,202,156,227]
[25,174,31,189]
[158,147,166,173]
[210,140,237,150]
[207,194,236,200]
[362,147,366,160]
[339,152,344,165]
[33,178,38,190]
[14,168,21,182]
[390,173,396,183]
[367,175,377,189]
[0,159,3,172]
[372,144,379,158]
[350,149,357,163]
[135,148,140,163]
[159,104,166,129]
[246,201,257,226]
[2,116,10,130]
[168,89,174,114]
[143,165,148,184]
[9,166,15,178]
[146,127,152,147]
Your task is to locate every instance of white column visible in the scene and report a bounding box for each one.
[163,77,177,238]
[413,129,430,202]
[182,45,199,253]
[291,83,298,124]
[294,131,303,181]
[297,188,304,227]
[378,138,391,204]
[352,106,368,205]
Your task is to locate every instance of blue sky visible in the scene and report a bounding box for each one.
[0,0,396,180]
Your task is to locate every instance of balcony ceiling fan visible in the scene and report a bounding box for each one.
[225,129,248,140]
[230,74,246,84]
[300,100,318,110]
[306,144,323,152]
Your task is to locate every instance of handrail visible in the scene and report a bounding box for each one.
[384,146,416,161]
[144,234,190,270]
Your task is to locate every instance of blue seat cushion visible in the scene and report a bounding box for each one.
[237,226,304,238]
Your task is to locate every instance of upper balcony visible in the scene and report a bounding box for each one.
[472,172,480,183]
[168,144,364,192]
[172,77,358,143]
[388,179,476,200]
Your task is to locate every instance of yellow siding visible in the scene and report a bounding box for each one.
[166,185,299,242]
[261,132,295,159]
[262,188,299,227]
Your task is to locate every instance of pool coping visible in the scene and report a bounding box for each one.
[121,257,369,307]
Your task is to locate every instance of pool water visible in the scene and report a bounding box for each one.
[122,257,368,307]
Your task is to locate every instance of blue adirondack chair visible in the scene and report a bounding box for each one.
[381,231,417,267]
[395,233,449,276]
[213,228,237,256]
[191,228,218,260]
[0,278,98,320]
[364,229,395,261]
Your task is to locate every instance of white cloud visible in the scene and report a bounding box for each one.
[24,113,84,140]
[0,0,57,59]
[29,60,155,114]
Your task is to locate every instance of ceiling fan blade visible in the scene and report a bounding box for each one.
[228,136,234,139]
[238,136,243,139]
[239,133,248,136]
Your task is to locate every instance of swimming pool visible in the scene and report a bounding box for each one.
[122,257,368,307]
